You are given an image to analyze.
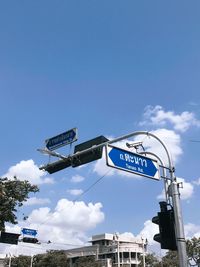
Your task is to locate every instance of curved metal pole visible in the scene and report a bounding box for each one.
[109,131,187,267]
[139,151,170,205]
[109,131,173,172]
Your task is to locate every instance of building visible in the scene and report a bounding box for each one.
[65,233,147,267]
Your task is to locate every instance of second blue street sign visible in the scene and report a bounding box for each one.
[21,228,37,236]
[45,128,78,151]
[106,145,160,180]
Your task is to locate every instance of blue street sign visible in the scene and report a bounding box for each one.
[106,145,160,180]
[21,228,37,236]
[45,128,78,151]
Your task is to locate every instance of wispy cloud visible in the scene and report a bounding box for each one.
[70,175,85,183]
[24,197,51,206]
[140,105,200,132]
[193,177,200,186]
[67,189,84,196]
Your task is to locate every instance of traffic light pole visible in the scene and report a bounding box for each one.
[133,132,188,267]
[170,179,188,266]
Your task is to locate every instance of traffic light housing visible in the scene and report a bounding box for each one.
[22,237,38,243]
[152,201,177,250]
[72,135,109,167]
[42,158,71,174]
[0,232,20,245]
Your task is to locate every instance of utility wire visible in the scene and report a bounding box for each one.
[73,169,111,202]
[37,168,111,228]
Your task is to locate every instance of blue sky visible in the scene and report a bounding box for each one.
[0,0,200,256]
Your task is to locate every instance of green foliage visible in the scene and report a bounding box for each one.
[138,237,200,267]
[5,255,31,267]
[0,176,39,231]
[73,256,101,267]
[162,250,179,267]
[34,251,69,267]
[186,237,200,266]
[138,253,160,267]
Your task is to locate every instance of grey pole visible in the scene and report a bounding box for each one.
[136,132,188,267]
[170,179,188,267]
[8,254,11,267]
[30,255,33,267]
[142,238,146,267]
[116,234,120,267]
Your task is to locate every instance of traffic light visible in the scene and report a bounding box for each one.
[42,158,71,174]
[22,237,38,243]
[0,232,20,245]
[72,135,109,167]
[152,201,177,250]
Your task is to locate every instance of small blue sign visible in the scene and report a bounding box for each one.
[46,128,78,151]
[21,228,37,236]
[106,145,160,180]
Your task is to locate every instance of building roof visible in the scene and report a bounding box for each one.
[91,233,143,244]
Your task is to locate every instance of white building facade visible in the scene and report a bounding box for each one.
[66,233,147,267]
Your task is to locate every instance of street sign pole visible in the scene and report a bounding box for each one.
[170,177,188,267]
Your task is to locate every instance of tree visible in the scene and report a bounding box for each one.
[0,176,39,231]
[186,237,200,266]
[161,250,179,267]
[138,253,161,267]
[34,251,69,267]
[73,256,101,267]
[5,255,31,267]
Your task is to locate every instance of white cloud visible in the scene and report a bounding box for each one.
[3,159,54,185]
[70,175,85,183]
[184,223,200,239]
[120,232,136,239]
[137,220,158,245]
[24,197,51,206]
[140,105,200,132]
[177,178,194,200]
[144,128,182,166]
[67,189,83,196]
[157,177,194,201]
[193,177,200,185]
[2,198,104,256]
[27,198,104,241]
[28,199,104,231]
